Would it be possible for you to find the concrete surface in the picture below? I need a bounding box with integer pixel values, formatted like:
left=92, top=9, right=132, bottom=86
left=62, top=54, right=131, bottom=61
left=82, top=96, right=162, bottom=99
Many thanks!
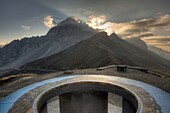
left=0, top=75, right=170, bottom=113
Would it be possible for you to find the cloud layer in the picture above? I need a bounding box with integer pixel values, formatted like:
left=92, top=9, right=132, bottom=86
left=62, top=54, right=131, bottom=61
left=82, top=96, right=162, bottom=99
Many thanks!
left=86, top=14, right=170, bottom=51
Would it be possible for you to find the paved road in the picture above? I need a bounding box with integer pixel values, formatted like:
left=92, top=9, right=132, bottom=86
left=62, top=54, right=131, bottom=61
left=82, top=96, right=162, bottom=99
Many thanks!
left=0, top=75, right=170, bottom=113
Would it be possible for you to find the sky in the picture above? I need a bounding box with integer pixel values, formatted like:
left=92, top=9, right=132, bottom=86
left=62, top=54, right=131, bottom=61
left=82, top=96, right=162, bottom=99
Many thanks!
left=0, top=0, right=170, bottom=51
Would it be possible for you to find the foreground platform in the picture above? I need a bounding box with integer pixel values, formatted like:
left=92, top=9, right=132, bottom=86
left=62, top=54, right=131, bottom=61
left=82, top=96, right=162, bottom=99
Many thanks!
left=0, top=75, right=170, bottom=113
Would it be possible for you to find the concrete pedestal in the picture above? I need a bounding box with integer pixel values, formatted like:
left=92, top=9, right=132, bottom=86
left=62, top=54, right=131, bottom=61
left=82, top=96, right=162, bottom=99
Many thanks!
left=59, top=91, right=108, bottom=113
left=123, top=98, right=136, bottom=113
left=40, top=102, right=47, bottom=113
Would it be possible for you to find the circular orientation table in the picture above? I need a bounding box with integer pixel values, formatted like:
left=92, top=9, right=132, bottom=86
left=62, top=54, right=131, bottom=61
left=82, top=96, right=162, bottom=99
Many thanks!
left=0, top=75, right=170, bottom=113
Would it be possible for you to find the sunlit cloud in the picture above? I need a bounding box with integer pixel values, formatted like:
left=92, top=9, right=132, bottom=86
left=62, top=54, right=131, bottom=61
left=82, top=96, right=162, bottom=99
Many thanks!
left=86, top=15, right=107, bottom=28
left=86, top=14, right=170, bottom=51
left=43, top=16, right=56, bottom=28
left=21, top=25, right=30, bottom=30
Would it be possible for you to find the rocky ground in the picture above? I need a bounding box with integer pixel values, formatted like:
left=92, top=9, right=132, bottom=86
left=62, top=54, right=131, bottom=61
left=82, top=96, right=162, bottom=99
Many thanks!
left=1, top=66, right=170, bottom=99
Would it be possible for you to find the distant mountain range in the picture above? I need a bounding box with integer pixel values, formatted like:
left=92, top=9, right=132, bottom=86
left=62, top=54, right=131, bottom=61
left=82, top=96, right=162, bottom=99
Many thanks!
left=0, top=17, right=170, bottom=74
left=21, top=32, right=170, bottom=73
left=148, top=45, right=170, bottom=60
left=0, top=17, right=98, bottom=69
left=126, top=38, right=170, bottom=60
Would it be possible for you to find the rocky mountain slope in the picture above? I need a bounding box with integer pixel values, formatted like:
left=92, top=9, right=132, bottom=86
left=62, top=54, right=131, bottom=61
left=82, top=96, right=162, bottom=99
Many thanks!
left=21, top=32, right=170, bottom=73
left=0, top=17, right=98, bottom=69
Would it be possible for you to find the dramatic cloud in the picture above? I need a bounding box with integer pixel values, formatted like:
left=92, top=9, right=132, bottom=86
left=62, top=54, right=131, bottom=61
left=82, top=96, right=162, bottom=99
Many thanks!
left=86, top=15, right=107, bottom=28
left=21, top=25, right=30, bottom=30
left=143, top=36, right=170, bottom=47
left=1, top=0, right=170, bottom=52
left=43, top=16, right=56, bottom=28
left=86, top=14, right=170, bottom=51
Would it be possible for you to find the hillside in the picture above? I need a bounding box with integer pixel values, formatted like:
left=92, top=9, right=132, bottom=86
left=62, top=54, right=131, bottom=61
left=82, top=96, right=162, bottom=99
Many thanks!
left=21, top=32, right=170, bottom=73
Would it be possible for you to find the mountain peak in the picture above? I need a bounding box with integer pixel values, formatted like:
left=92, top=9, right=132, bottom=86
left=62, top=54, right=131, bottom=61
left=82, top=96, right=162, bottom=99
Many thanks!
left=47, top=16, right=97, bottom=36
left=93, top=31, right=108, bottom=37
left=110, top=33, right=118, bottom=38
left=86, top=32, right=108, bottom=42
left=59, top=16, right=83, bottom=25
